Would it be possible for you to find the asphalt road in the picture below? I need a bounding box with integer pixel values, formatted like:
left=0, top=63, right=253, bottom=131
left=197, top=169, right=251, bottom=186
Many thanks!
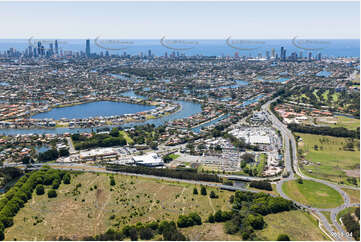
left=263, top=98, right=359, bottom=241
left=3, top=97, right=359, bottom=241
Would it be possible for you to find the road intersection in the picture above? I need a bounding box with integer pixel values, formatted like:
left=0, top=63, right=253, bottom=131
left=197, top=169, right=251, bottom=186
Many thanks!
left=263, top=98, right=359, bottom=241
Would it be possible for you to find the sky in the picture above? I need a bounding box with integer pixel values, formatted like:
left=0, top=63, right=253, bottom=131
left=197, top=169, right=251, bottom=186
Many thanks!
left=0, top=1, right=359, bottom=39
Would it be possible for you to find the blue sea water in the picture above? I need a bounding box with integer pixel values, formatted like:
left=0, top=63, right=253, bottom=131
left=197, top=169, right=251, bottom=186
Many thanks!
left=0, top=39, right=359, bottom=57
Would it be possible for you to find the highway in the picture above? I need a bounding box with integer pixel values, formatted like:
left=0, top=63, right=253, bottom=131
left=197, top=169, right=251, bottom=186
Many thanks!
left=263, top=98, right=359, bottom=241
left=2, top=97, right=358, bottom=241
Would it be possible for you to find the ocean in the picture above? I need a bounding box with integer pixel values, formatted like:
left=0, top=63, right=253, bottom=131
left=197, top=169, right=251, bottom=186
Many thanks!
left=0, top=39, right=359, bottom=57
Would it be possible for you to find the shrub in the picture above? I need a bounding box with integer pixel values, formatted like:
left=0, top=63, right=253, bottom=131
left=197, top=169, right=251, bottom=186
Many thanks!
left=224, top=219, right=239, bottom=234
left=35, top=184, right=45, bottom=195
left=200, top=186, right=207, bottom=195
left=209, top=191, right=218, bottom=199
left=47, top=189, right=57, bottom=198
left=63, top=173, right=71, bottom=184
left=277, top=234, right=291, bottom=241
left=193, top=187, right=198, bottom=195
left=208, top=214, right=215, bottom=223
left=110, top=176, right=116, bottom=186
left=0, top=222, right=4, bottom=240
left=139, top=227, right=154, bottom=240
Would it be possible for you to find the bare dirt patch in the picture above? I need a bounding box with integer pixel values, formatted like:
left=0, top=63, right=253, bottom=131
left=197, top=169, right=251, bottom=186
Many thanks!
left=344, top=169, right=360, bottom=178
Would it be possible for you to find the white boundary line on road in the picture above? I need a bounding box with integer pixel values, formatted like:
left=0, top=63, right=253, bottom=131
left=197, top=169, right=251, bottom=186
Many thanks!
left=311, top=212, right=335, bottom=241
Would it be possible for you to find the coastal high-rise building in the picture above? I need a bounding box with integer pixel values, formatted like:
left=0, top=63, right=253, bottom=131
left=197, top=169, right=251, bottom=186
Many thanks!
left=148, top=49, right=152, bottom=58
left=49, top=43, right=54, bottom=56
left=266, top=51, right=270, bottom=59
left=271, top=48, right=275, bottom=58
left=85, top=39, right=91, bottom=57
left=55, top=40, right=59, bottom=55
left=308, top=52, right=312, bottom=61
left=280, top=47, right=286, bottom=61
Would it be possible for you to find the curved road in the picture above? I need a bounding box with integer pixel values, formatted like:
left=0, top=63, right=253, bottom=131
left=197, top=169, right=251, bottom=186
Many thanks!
left=7, top=97, right=358, bottom=240
left=263, top=98, right=359, bottom=241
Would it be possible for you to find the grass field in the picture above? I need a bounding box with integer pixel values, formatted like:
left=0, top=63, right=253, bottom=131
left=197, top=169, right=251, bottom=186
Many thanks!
left=296, top=133, right=360, bottom=185
left=119, top=130, right=134, bottom=145
left=318, top=116, right=360, bottom=130
left=341, top=188, right=360, bottom=204
left=336, top=207, right=358, bottom=221
left=4, top=172, right=234, bottom=240
left=255, top=210, right=330, bottom=241
left=282, top=180, right=343, bottom=209
left=322, top=90, right=329, bottom=101
left=181, top=210, right=328, bottom=241
left=169, top=153, right=180, bottom=160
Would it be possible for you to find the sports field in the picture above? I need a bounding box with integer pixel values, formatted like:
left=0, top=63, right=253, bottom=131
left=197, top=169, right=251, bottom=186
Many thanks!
left=282, top=180, right=344, bottom=209
left=296, top=133, right=360, bottom=185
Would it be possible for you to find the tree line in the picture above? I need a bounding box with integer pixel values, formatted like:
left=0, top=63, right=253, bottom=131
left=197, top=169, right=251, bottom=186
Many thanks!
left=72, top=131, right=127, bottom=150
left=38, top=148, right=69, bottom=162
left=218, top=190, right=295, bottom=239
left=341, top=208, right=360, bottom=241
left=288, top=123, right=360, bottom=139
left=81, top=219, right=187, bottom=241
left=0, top=167, right=71, bottom=240
left=249, top=181, right=273, bottom=191
left=106, top=164, right=221, bottom=183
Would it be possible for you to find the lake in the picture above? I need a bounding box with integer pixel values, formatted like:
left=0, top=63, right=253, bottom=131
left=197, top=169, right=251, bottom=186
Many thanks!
left=0, top=100, right=202, bottom=135
left=316, top=70, right=332, bottom=77
left=258, top=77, right=288, bottom=83
left=32, top=101, right=155, bottom=120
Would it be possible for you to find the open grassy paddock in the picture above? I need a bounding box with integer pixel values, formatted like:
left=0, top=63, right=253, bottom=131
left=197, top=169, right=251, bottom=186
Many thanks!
left=3, top=171, right=329, bottom=241
left=341, top=188, right=360, bottom=204
left=316, top=116, right=360, bottom=131
left=4, top=172, right=233, bottom=240
left=296, top=133, right=360, bottom=186
left=255, top=210, right=330, bottom=241
left=282, top=179, right=344, bottom=209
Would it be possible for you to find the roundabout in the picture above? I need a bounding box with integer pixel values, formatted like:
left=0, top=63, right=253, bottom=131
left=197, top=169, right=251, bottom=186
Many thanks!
left=282, top=179, right=344, bottom=209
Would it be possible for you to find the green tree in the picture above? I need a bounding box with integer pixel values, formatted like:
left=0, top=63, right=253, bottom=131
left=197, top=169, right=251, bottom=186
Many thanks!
left=193, top=187, right=198, bottom=195
left=63, top=173, right=71, bottom=184
left=35, top=184, right=45, bottom=195
left=277, top=234, right=291, bottom=241
left=47, top=189, right=57, bottom=198
left=200, top=186, right=207, bottom=195
left=209, top=191, right=218, bottom=199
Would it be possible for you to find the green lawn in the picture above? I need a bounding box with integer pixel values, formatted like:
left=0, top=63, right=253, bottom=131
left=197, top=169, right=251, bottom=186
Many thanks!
left=282, top=180, right=344, bottom=209
left=319, top=116, right=360, bottom=130
left=257, top=153, right=267, bottom=176
left=321, top=90, right=329, bottom=102
left=255, top=210, right=330, bottom=241
left=119, top=130, right=134, bottom=145
left=312, top=89, right=320, bottom=101
left=296, top=133, right=360, bottom=185
left=169, top=153, right=180, bottom=160
left=336, top=207, right=358, bottom=221
left=331, top=92, right=340, bottom=102
left=341, top=188, right=360, bottom=204
left=334, top=116, right=360, bottom=130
